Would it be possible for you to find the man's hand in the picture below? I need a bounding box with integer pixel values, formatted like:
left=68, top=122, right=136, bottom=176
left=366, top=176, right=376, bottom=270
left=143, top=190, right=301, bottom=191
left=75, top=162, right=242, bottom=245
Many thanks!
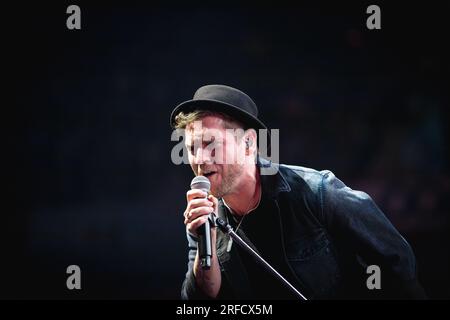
left=184, top=190, right=218, bottom=236
left=184, top=189, right=221, bottom=298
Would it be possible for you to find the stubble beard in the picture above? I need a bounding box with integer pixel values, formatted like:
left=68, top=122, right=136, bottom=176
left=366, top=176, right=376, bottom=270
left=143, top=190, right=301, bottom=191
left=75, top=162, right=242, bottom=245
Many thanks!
left=211, top=164, right=244, bottom=198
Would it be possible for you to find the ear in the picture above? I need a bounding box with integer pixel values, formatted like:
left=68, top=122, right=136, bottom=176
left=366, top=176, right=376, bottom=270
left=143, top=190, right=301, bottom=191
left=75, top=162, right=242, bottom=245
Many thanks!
left=245, top=138, right=252, bottom=148
left=244, top=129, right=257, bottom=154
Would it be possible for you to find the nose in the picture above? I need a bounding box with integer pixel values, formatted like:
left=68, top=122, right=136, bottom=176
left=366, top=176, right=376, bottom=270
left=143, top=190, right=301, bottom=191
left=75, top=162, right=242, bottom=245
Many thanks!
left=193, top=147, right=213, bottom=165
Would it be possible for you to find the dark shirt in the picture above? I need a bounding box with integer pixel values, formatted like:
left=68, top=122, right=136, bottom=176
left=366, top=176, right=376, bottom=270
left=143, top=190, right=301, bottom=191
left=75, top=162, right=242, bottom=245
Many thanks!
left=225, top=191, right=298, bottom=299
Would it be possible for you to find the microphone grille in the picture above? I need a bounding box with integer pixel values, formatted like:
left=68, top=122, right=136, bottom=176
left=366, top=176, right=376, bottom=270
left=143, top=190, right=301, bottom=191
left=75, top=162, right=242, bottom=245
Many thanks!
left=190, top=175, right=211, bottom=192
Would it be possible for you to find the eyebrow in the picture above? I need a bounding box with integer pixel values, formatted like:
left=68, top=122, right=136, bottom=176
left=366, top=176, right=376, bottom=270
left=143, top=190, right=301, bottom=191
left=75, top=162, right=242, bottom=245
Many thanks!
left=185, top=137, right=219, bottom=149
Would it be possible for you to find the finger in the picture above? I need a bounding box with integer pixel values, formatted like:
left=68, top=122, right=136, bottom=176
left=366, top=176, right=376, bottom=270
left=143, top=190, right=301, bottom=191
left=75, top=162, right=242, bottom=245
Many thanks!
left=186, top=206, right=213, bottom=222
left=208, top=195, right=219, bottom=215
left=187, top=215, right=210, bottom=234
left=186, top=189, right=208, bottom=202
left=186, top=198, right=213, bottom=213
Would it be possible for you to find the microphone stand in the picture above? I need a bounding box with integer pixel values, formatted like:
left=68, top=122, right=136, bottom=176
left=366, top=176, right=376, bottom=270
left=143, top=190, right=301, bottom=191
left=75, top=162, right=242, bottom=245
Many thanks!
left=215, top=217, right=308, bottom=300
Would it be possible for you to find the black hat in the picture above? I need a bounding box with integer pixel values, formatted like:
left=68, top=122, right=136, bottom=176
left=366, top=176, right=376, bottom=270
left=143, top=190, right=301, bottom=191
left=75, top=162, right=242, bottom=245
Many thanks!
left=170, top=84, right=267, bottom=131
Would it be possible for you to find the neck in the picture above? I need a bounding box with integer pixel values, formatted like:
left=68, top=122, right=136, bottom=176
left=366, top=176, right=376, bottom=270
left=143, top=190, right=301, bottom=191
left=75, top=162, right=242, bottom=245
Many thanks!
left=223, top=165, right=261, bottom=217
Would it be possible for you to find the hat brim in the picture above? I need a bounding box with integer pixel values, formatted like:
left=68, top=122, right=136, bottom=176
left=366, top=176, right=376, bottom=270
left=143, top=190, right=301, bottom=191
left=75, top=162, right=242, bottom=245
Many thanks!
left=170, top=99, right=268, bottom=132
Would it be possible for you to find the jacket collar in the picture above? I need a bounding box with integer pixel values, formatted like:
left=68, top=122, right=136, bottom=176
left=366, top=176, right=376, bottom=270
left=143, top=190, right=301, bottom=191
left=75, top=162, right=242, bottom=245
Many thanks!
left=257, top=156, right=291, bottom=198
left=216, top=156, right=291, bottom=222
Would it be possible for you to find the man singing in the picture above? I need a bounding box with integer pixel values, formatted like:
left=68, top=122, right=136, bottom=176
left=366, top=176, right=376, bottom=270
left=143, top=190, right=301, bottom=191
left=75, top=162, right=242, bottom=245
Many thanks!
left=170, top=84, right=426, bottom=299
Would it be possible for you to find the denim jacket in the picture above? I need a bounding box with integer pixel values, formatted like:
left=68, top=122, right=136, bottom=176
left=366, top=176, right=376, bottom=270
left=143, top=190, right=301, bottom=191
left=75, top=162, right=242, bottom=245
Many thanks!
left=181, top=158, right=426, bottom=299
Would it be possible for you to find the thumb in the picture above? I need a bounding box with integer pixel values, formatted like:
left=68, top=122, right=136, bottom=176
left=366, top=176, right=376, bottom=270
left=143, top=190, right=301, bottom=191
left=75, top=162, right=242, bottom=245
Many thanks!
left=208, top=194, right=219, bottom=216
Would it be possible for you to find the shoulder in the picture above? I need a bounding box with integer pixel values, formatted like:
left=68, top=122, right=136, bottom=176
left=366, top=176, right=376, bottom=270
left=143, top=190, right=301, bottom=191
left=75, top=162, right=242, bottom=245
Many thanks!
left=280, top=164, right=372, bottom=204
left=279, top=163, right=333, bottom=194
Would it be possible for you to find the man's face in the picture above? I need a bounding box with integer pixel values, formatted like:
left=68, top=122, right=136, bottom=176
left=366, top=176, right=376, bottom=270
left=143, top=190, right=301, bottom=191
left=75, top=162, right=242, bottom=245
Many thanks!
left=185, top=116, right=247, bottom=198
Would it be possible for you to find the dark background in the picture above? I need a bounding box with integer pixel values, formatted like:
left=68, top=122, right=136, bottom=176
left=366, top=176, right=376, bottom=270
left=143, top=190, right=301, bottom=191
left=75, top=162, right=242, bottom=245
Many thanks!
left=6, top=1, right=449, bottom=299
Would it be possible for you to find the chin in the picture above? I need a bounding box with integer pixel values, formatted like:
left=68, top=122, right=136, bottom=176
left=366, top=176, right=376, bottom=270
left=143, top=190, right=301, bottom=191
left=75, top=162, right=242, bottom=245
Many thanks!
left=210, top=188, right=223, bottom=198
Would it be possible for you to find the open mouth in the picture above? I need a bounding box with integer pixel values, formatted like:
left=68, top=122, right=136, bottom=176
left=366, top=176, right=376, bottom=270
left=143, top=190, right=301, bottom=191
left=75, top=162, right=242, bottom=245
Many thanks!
left=203, top=172, right=217, bottom=178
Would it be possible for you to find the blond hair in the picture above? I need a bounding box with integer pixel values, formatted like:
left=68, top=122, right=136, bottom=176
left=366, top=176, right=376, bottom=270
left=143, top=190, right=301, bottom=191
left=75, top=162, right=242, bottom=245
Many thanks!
left=173, top=110, right=245, bottom=130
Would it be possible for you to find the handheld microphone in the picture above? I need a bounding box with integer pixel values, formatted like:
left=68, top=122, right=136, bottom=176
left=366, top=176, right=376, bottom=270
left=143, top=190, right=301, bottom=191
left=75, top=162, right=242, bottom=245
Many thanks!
left=190, top=176, right=213, bottom=269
